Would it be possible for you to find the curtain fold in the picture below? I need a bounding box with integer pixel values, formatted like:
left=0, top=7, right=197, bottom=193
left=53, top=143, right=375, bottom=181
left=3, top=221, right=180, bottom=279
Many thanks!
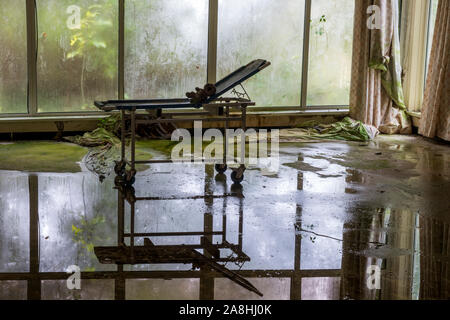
left=419, top=0, right=450, bottom=142
left=350, top=0, right=412, bottom=134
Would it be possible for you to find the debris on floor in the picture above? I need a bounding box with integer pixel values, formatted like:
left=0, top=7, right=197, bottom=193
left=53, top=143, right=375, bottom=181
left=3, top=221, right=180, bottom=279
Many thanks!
left=64, top=115, right=177, bottom=179
left=280, top=117, right=379, bottom=143
left=65, top=128, right=122, bottom=178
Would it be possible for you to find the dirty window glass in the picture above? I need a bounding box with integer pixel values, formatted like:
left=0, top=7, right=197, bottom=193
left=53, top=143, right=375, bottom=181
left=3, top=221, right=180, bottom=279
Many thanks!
left=0, top=281, right=28, bottom=300
left=0, top=174, right=30, bottom=273
left=42, top=280, right=114, bottom=300
left=0, top=0, right=28, bottom=114
left=307, top=0, right=354, bottom=106
left=37, top=0, right=118, bottom=112
left=301, top=277, right=341, bottom=300
left=126, top=279, right=200, bottom=300
left=217, top=0, right=305, bottom=107
left=38, top=175, right=117, bottom=272
left=125, top=0, right=208, bottom=99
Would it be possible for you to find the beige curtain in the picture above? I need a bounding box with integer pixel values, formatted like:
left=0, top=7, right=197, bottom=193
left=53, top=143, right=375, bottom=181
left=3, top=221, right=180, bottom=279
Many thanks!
left=350, top=0, right=412, bottom=134
left=419, top=0, right=450, bottom=142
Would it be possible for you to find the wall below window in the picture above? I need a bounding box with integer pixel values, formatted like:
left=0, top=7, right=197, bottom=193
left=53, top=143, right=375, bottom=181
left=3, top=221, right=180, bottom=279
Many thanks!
left=0, top=111, right=348, bottom=134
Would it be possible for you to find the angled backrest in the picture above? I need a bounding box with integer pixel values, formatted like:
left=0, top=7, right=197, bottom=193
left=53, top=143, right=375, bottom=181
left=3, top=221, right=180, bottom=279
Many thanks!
left=95, top=59, right=270, bottom=110
left=206, top=59, right=271, bottom=103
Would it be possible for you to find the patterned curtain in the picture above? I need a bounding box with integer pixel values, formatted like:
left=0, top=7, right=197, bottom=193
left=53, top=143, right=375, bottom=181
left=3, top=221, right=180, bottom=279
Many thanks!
left=350, top=0, right=412, bottom=134
left=419, top=0, right=450, bottom=142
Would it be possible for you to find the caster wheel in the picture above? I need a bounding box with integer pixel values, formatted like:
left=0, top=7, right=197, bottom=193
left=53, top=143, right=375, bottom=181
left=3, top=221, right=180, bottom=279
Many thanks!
left=125, top=170, right=136, bottom=186
left=231, top=170, right=244, bottom=184
left=215, top=164, right=228, bottom=174
left=126, top=176, right=136, bottom=186
left=114, top=175, right=125, bottom=187
left=114, top=161, right=126, bottom=175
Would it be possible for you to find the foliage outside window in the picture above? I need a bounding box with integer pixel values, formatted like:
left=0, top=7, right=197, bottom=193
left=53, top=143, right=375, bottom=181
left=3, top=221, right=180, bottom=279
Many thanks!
left=307, top=0, right=354, bottom=106
left=37, top=0, right=118, bottom=113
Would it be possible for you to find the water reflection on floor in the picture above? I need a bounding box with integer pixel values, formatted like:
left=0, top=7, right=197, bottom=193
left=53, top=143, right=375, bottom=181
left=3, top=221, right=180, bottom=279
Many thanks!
left=0, top=135, right=449, bottom=300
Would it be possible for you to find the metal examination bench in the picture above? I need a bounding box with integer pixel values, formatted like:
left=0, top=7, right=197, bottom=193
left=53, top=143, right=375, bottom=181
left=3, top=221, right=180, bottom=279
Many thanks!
left=94, top=59, right=271, bottom=185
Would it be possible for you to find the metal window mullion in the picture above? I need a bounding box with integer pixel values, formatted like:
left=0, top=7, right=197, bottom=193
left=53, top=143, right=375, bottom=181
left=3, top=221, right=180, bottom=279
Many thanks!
left=207, top=0, right=218, bottom=84
left=26, top=0, right=38, bottom=115
left=118, top=0, right=125, bottom=100
left=300, top=0, right=312, bottom=109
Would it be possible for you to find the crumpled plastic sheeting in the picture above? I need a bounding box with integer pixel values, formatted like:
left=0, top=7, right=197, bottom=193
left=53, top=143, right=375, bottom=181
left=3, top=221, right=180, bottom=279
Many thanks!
left=280, top=117, right=380, bottom=143
left=65, top=128, right=122, bottom=178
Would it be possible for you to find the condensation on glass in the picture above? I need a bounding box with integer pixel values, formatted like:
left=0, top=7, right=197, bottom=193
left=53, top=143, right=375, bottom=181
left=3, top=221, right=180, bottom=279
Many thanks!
left=37, top=0, right=118, bottom=112
left=41, top=280, right=114, bottom=300
left=0, top=0, right=28, bottom=114
left=307, top=0, right=355, bottom=106
left=0, top=281, right=28, bottom=300
left=126, top=279, right=200, bottom=300
left=125, top=0, right=208, bottom=99
left=0, top=174, right=30, bottom=273
left=38, top=174, right=117, bottom=272
left=301, top=277, right=341, bottom=300
left=215, top=278, right=291, bottom=300
left=218, top=0, right=305, bottom=107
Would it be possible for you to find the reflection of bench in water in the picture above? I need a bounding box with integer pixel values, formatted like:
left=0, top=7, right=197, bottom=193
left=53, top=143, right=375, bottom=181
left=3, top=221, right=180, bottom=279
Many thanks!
left=95, top=237, right=250, bottom=265
left=95, top=237, right=262, bottom=297
left=94, top=185, right=263, bottom=297
left=94, top=59, right=271, bottom=185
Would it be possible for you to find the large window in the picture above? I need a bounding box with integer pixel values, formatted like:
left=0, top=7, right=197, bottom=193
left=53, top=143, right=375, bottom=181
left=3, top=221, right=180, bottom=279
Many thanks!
left=125, top=0, right=208, bottom=99
left=0, top=0, right=355, bottom=116
left=0, top=1, right=28, bottom=114
left=37, top=0, right=118, bottom=112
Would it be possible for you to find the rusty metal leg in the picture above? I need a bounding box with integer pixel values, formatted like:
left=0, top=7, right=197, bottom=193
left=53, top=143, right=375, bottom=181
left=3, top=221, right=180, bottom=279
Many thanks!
left=130, top=109, right=136, bottom=172
left=121, top=110, right=126, bottom=162
left=241, top=105, right=247, bottom=131
left=118, top=189, right=125, bottom=246
left=116, top=186, right=126, bottom=300
left=238, top=196, right=244, bottom=251
left=115, top=266, right=125, bottom=301
left=130, top=201, right=135, bottom=263
left=224, top=106, right=229, bottom=166
left=231, top=104, right=247, bottom=183
left=121, top=109, right=137, bottom=186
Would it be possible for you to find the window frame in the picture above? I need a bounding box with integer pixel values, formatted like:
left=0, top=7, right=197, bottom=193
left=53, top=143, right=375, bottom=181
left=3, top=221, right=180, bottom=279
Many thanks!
left=0, top=0, right=352, bottom=118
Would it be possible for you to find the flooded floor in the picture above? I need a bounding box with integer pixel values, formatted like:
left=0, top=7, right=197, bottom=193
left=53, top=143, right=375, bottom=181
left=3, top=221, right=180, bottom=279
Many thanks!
left=0, top=135, right=449, bottom=300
